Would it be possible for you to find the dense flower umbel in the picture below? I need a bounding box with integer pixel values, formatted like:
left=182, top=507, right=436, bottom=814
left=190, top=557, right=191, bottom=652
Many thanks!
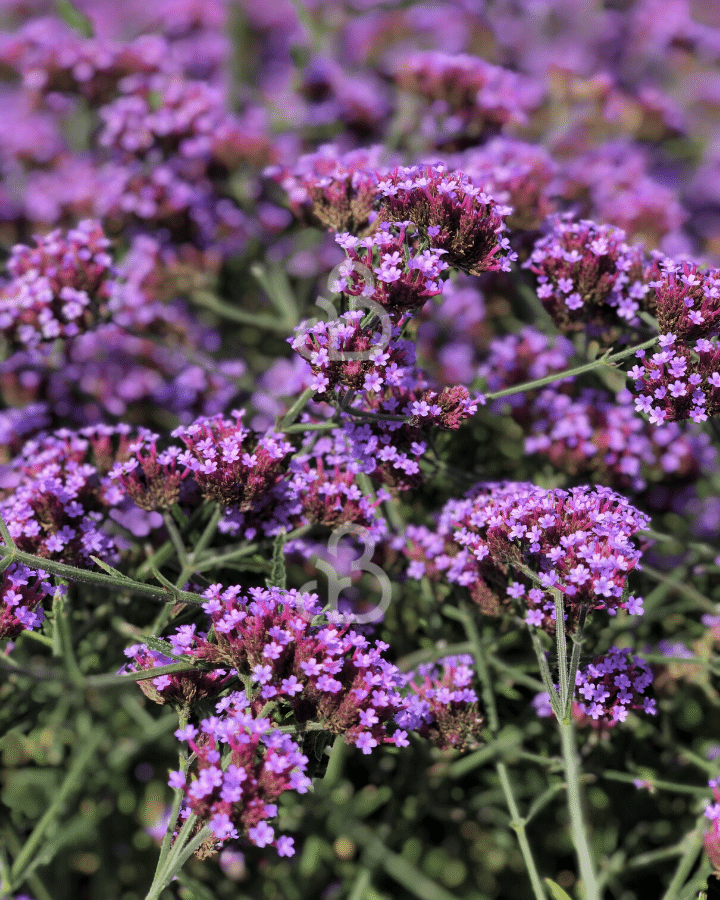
left=0, top=425, right=140, bottom=565
left=121, top=645, right=230, bottom=710
left=449, top=138, right=559, bottom=233
left=165, top=586, right=410, bottom=753
left=524, top=216, right=650, bottom=340
left=334, top=226, right=448, bottom=316
left=110, top=432, right=190, bottom=511
left=168, top=692, right=309, bottom=856
left=628, top=332, right=720, bottom=424
left=0, top=563, right=54, bottom=639
left=704, top=779, right=720, bottom=874
left=0, top=221, right=116, bottom=352
left=376, top=165, right=516, bottom=276
left=648, top=258, right=720, bottom=341
left=339, top=370, right=481, bottom=491
left=266, top=144, right=385, bottom=234
left=290, top=312, right=416, bottom=397
left=397, top=655, right=484, bottom=751
left=574, top=647, right=656, bottom=724
left=390, top=52, right=543, bottom=142
left=171, top=412, right=293, bottom=510
left=404, top=483, right=648, bottom=627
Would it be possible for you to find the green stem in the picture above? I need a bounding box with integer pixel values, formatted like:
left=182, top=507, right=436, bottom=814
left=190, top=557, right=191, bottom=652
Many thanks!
left=459, top=602, right=547, bottom=900
left=659, top=816, right=706, bottom=900
left=556, top=715, right=601, bottom=900
left=483, top=337, right=658, bottom=401
left=278, top=386, right=315, bottom=431
left=10, top=729, right=102, bottom=885
left=191, top=289, right=293, bottom=332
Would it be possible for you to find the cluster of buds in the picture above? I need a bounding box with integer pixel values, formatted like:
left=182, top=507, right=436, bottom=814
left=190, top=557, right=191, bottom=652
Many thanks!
left=375, top=165, right=516, bottom=276
left=266, top=144, right=384, bottom=234
left=109, top=431, right=190, bottom=511
left=0, top=563, right=54, bottom=640
left=290, top=312, right=416, bottom=397
left=0, top=221, right=116, bottom=352
left=404, top=482, right=648, bottom=628
left=163, top=585, right=411, bottom=753
left=397, top=655, right=484, bottom=750
left=391, top=52, right=542, bottom=141
left=169, top=693, right=310, bottom=856
left=121, top=644, right=231, bottom=712
left=628, top=333, right=720, bottom=424
left=335, top=227, right=448, bottom=316
left=524, top=216, right=650, bottom=339
left=171, top=412, right=293, bottom=510
left=574, top=647, right=656, bottom=724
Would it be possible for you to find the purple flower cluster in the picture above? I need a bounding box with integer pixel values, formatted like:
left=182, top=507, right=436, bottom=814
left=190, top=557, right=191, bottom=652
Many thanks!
left=525, top=216, right=650, bottom=339
left=376, top=165, right=516, bottom=276
left=391, top=51, right=543, bottom=145
left=267, top=144, right=386, bottom=234
left=168, top=692, right=309, bottom=856
left=290, top=311, right=416, bottom=397
left=163, top=585, right=410, bottom=754
left=404, top=482, right=648, bottom=627
left=171, top=413, right=293, bottom=511
left=0, top=563, right=54, bottom=640
left=397, top=654, right=484, bottom=751
left=339, top=371, right=480, bottom=491
left=447, top=138, right=559, bottom=232
left=574, top=647, right=656, bottom=724
left=334, top=226, right=448, bottom=316
left=0, top=221, right=116, bottom=352
left=650, top=258, right=720, bottom=341
left=121, top=644, right=231, bottom=711
left=628, top=332, right=720, bottom=424
left=0, top=425, right=140, bottom=565
left=111, top=431, right=190, bottom=511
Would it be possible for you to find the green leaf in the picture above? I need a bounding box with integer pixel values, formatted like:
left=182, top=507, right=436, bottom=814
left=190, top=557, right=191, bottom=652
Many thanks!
left=55, top=0, right=94, bottom=36
left=143, top=635, right=185, bottom=661
left=268, top=529, right=287, bottom=590
left=544, top=878, right=575, bottom=900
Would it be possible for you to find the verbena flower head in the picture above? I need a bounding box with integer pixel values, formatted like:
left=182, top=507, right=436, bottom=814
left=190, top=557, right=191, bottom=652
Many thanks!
left=391, top=52, right=543, bottom=143
left=575, top=647, right=656, bottom=725
left=628, top=332, right=720, bottom=424
left=109, top=432, right=190, bottom=511
left=290, top=313, right=416, bottom=397
left=338, top=369, right=481, bottom=491
left=0, top=563, right=54, bottom=639
left=524, top=216, right=650, bottom=340
left=267, top=144, right=386, bottom=234
left=449, top=138, right=559, bottom=232
left=405, top=482, right=648, bottom=627
left=0, top=221, right=116, bottom=352
left=376, top=165, right=516, bottom=276
left=397, top=654, right=484, bottom=750
left=334, top=226, right=449, bottom=316
left=648, top=257, right=720, bottom=341
left=172, top=412, right=293, bottom=510
left=121, top=644, right=230, bottom=711
left=0, top=425, right=141, bottom=565
left=168, top=692, right=309, bottom=857
left=164, top=585, right=409, bottom=754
